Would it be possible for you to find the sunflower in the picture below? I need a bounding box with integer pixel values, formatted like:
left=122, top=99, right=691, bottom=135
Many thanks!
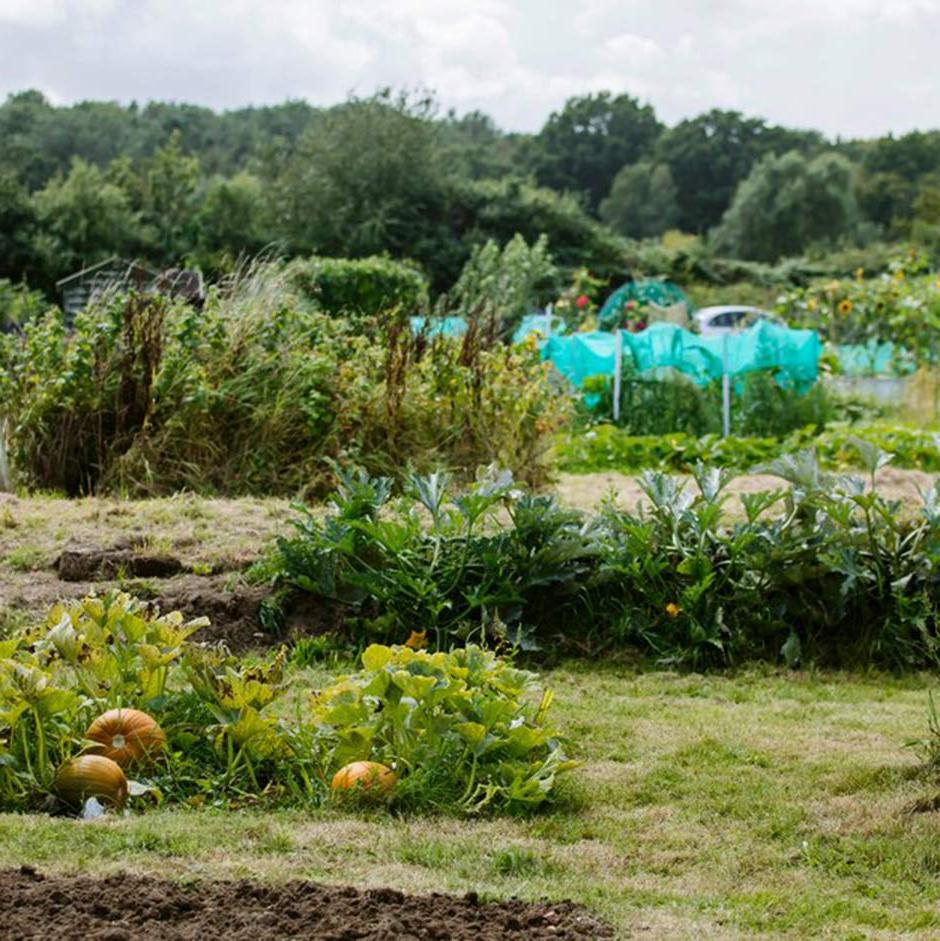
left=838, top=299, right=853, bottom=315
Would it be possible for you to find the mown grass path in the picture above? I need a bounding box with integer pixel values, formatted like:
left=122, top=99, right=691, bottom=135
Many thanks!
left=1, top=665, right=937, bottom=938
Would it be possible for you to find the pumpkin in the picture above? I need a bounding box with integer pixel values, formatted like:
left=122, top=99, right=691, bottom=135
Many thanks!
left=54, top=755, right=128, bottom=810
left=86, top=708, right=165, bottom=767
left=331, top=761, right=396, bottom=795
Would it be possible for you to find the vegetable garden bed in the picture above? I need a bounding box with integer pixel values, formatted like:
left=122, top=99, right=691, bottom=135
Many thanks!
left=0, top=866, right=613, bottom=939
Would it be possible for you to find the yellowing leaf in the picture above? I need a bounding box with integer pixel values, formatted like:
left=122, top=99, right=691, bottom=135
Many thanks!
left=361, top=644, right=393, bottom=672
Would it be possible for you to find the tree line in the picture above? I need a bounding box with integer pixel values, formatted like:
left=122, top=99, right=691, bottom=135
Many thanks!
left=1, top=87, right=939, bottom=297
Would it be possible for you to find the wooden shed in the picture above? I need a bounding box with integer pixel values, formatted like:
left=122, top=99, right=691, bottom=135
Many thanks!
left=56, top=257, right=157, bottom=323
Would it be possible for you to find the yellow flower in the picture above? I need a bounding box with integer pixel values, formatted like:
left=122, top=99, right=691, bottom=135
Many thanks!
left=854, top=267, right=865, bottom=281
left=806, top=298, right=818, bottom=312
left=934, top=278, right=940, bottom=292
left=894, top=269, right=905, bottom=282
left=838, top=299, right=853, bottom=315
left=404, top=630, right=427, bottom=650
left=665, top=603, right=681, bottom=618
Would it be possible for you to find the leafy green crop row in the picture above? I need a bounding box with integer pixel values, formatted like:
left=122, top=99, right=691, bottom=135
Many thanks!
left=266, top=450, right=940, bottom=670
left=554, top=422, right=940, bottom=474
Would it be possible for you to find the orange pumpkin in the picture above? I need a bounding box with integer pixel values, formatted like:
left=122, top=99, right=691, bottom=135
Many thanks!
left=54, top=755, right=128, bottom=810
left=330, top=761, right=396, bottom=795
left=86, top=708, right=165, bottom=767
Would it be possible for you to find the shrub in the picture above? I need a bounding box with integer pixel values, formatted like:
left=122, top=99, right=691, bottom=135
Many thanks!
left=451, top=234, right=558, bottom=336
left=0, top=265, right=565, bottom=495
left=0, top=279, right=48, bottom=332
left=287, top=254, right=429, bottom=322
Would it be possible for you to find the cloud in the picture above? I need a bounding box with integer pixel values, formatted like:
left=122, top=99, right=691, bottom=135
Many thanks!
left=0, top=0, right=938, bottom=138
left=0, top=0, right=115, bottom=28
left=604, top=33, right=664, bottom=62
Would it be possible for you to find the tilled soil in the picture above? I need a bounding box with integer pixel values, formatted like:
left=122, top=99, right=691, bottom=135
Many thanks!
left=0, top=867, right=613, bottom=940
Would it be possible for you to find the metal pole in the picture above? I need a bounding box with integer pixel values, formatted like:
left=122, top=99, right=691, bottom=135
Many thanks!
left=722, top=333, right=731, bottom=438
left=613, top=330, right=623, bottom=423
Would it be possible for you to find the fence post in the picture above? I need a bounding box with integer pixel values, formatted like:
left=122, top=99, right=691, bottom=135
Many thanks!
left=613, top=330, right=623, bottom=423
left=722, top=334, right=731, bottom=438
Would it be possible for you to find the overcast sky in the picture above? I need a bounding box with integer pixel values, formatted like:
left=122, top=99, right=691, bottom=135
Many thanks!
left=1, top=0, right=939, bottom=139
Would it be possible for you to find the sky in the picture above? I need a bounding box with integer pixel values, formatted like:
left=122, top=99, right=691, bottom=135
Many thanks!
left=1, top=0, right=939, bottom=139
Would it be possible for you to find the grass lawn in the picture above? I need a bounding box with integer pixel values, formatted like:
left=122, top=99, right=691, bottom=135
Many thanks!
left=2, top=663, right=938, bottom=939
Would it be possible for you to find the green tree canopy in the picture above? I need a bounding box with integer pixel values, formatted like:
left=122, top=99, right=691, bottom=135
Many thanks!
left=273, top=91, right=450, bottom=263
left=599, top=161, right=679, bottom=239
left=31, top=158, right=142, bottom=280
left=145, top=130, right=200, bottom=260
left=527, top=92, right=662, bottom=212
left=656, top=110, right=823, bottom=233
left=857, top=171, right=916, bottom=236
left=194, top=172, right=271, bottom=268
left=0, top=171, right=38, bottom=282
left=712, top=150, right=860, bottom=262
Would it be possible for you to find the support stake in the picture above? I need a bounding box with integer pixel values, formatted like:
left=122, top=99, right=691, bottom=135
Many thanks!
left=613, top=330, right=623, bottom=423
left=722, top=334, right=731, bottom=438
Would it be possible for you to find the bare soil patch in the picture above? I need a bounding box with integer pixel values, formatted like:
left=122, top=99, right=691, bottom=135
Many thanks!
left=554, top=466, right=935, bottom=514
left=0, top=867, right=612, bottom=940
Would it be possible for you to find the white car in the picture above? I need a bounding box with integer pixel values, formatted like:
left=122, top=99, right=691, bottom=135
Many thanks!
left=693, top=305, right=782, bottom=336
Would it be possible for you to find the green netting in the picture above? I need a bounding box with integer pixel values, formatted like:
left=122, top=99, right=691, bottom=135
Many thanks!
left=543, top=322, right=821, bottom=390
left=835, top=340, right=916, bottom=377
left=597, top=279, right=693, bottom=330
left=512, top=313, right=567, bottom=345
left=410, top=316, right=467, bottom=338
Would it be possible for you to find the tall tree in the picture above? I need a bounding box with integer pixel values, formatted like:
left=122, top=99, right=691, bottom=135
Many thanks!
left=273, top=91, right=450, bottom=262
left=857, top=171, right=915, bottom=234
left=600, top=161, right=679, bottom=239
left=527, top=92, right=662, bottom=212
left=0, top=171, right=38, bottom=281
left=144, top=130, right=200, bottom=261
left=194, top=172, right=271, bottom=268
left=861, top=131, right=940, bottom=182
left=31, top=158, right=142, bottom=280
left=656, top=110, right=823, bottom=233
left=712, top=150, right=859, bottom=262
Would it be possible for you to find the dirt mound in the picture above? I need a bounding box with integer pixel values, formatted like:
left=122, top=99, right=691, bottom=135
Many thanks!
left=56, top=541, right=184, bottom=581
left=154, top=576, right=270, bottom=650
left=0, top=867, right=612, bottom=940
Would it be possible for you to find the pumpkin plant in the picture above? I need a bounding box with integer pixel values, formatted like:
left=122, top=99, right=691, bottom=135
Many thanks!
left=0, top=592, right=576, bottom=815
left=311, top=643, right=575, bottom=813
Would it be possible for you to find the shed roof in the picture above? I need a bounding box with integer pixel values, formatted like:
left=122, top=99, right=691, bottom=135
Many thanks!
left=55, top=257, right=158, bottom=290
